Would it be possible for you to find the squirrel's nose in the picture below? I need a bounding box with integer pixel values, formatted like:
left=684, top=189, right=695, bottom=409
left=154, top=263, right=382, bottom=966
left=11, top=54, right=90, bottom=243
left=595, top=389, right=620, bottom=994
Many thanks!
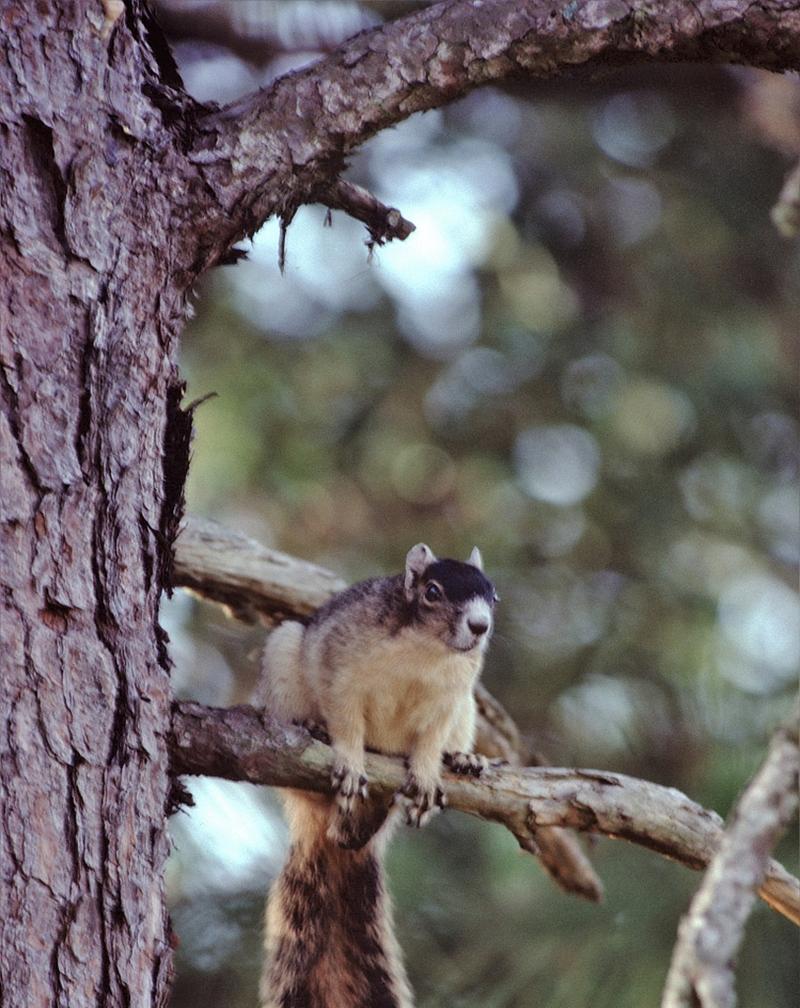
left=468, top=619, right=489, bottom=637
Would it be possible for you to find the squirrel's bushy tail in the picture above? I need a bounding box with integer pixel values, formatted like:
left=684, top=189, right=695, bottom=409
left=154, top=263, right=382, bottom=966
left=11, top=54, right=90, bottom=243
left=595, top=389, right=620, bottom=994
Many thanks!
left=261, top=792, right=413, bottom=1008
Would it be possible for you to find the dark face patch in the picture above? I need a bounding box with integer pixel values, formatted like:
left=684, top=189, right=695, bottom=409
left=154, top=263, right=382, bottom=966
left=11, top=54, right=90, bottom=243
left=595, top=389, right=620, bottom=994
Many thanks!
left=421, top=559, right=496, bottom=605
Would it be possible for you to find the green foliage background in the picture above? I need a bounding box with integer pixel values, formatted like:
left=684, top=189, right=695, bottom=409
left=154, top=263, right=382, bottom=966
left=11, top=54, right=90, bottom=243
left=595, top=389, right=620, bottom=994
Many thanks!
left=163, top=12, right=799, bottom=1005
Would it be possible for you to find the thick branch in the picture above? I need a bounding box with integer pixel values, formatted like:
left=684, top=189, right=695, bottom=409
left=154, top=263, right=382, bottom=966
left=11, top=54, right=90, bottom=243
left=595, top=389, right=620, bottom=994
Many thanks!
left=173, top=514, right=347, bottom=623
left=187, top=0, right=800, bottom=259
left=661, top=708, right=800, bottom=1008
left=172, top=513, right=602, bottom=900
left=169, top=701, right=800, bottom=928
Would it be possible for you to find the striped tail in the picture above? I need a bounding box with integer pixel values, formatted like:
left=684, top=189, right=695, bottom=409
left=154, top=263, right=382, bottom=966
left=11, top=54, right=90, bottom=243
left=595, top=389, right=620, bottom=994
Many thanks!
left=261, top=793, right=413, bottom=1008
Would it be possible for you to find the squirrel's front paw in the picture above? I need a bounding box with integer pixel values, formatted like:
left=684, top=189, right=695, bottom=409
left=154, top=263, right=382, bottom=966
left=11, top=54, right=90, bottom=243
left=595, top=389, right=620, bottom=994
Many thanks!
left=331, top=762, right=368, bottom=814
left=397, top=773, right=446, bottom=828
left=443, top=751, right=488, bottom=777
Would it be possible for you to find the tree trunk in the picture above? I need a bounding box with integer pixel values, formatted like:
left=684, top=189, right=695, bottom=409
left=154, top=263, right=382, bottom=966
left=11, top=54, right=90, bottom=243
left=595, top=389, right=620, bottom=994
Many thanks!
left=0, top=4, right=193, bottom=1004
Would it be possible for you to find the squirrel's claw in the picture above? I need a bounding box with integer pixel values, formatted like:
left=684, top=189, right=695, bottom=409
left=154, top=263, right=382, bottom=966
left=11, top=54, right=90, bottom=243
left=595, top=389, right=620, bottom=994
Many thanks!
left=443, top=750, right=488, bottom=777
left=331, top=763, right=369, bottom=813
left=397, top=773, right=446, bottom=828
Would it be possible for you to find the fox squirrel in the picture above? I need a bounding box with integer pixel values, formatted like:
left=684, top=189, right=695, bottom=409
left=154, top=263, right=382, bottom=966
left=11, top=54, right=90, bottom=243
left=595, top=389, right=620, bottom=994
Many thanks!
left=254, top=543, right=497, bottom=1008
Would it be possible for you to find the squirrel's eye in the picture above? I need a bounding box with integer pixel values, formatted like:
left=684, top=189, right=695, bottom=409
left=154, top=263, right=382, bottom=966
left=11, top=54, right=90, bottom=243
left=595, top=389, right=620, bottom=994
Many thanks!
left=424, top=583, right=442, bottom=603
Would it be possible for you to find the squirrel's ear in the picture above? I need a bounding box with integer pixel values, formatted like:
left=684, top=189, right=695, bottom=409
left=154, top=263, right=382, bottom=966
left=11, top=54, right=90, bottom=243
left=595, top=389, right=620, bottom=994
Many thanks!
left=467, top=546, right=483, bottom=571
left=405, top=543, right=436, bottom=598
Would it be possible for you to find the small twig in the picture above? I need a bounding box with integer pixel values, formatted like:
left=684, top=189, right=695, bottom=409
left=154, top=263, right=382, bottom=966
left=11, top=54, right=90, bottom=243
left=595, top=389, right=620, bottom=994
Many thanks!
left=169, top=701, right=800, bottom=927
left=278, top=214, right=290, bottom=273
left=319, top=178, right=416, bottom=248
left=661, top=706, right=800, bottom=1008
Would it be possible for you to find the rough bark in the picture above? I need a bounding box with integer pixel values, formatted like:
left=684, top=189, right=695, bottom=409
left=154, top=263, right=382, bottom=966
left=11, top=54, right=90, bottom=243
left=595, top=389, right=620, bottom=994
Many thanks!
left=0, top=3, right=195, bottom=1005
left=169, top=702, right=800, bottom=929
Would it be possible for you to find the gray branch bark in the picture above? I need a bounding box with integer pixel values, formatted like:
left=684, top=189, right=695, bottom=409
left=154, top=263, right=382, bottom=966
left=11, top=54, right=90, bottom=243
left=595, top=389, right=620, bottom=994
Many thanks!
left=183, top=0, right=800, bottom=265
left=661, top=707, right=800, bottom=1008
left=174, top=514, right=347, bottom=623
left=169, top=702, right=800, bottom=928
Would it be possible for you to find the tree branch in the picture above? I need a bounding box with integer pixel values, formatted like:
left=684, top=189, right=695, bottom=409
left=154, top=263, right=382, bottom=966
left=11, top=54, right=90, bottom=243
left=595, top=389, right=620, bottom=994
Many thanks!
left=661, top=706, right=800, bottom=1008
left=172, top=514, right=347, bottom=623
left=186, top=0, right=800, bottom=261
left=320, top=179, right=416, bottom=247
left=169, top=701, right=800, bottom=928
left=172, top=513, right=603, bottom=900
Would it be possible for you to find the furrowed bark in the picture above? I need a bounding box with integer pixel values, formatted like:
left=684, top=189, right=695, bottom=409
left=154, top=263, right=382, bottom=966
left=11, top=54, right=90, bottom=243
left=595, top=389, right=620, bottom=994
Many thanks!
left=0, top=3, right=196, bottom=1004
left=169, top=702, right=800, bottom=928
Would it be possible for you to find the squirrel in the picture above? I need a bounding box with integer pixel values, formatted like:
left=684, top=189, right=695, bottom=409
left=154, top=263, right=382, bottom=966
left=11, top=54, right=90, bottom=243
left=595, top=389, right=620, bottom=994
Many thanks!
left=254, top=542, right=498, bottom=1008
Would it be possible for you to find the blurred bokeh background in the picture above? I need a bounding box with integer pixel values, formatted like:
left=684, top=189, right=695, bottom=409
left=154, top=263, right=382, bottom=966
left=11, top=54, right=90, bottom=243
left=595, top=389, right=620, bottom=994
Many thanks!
left=157, top=3, right=800, bottom=1006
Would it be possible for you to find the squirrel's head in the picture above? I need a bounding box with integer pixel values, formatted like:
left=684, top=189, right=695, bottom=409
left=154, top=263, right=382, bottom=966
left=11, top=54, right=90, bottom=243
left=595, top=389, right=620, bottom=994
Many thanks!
left=403, top=543, right=498, bottom=654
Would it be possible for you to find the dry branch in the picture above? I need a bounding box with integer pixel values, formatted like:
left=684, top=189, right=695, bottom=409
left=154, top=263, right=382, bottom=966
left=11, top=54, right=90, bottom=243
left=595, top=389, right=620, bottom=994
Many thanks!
left=172, top=514, right=602, bottom=900
left=320, top=179, right=416, bottom=247
left=169, top=701, right=800, bottom=928
left=173, top=514, right=346, bottom=623
left=661, top=708, right=800, bottom=1008
left=186, top=0, right=800, bottom=265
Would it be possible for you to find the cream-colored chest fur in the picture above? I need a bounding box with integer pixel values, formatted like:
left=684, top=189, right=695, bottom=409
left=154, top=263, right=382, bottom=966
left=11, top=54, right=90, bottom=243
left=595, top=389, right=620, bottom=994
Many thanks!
left=337, top=628, right=481, bottom=754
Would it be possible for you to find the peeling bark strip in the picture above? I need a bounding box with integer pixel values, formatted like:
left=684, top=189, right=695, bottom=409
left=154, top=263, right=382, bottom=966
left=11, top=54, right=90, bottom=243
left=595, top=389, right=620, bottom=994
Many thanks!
left=169, top=702, right=800, bottom=928
left=173, top=514, right=603, bottom=901
left=185, top=0, right=800, bottom=264
left=661, top=709, right=800, bottom=1008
